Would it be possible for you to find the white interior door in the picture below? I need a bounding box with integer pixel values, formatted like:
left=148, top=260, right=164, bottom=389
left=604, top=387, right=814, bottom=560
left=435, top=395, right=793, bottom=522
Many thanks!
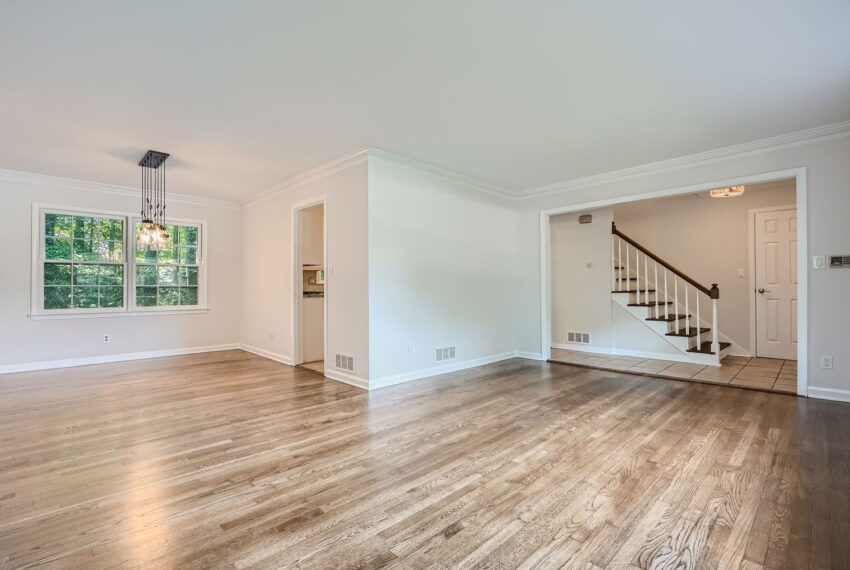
left=754, top=208, right=797, bottom=360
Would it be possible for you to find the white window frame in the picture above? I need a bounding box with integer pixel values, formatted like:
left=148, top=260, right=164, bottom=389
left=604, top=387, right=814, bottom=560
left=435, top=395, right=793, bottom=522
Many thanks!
left=30, top=203, right=208, bottom=319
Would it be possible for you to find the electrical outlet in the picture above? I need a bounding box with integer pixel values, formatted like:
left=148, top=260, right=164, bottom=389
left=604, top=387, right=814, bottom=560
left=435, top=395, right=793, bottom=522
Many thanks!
left=408, top=345, right=415, bottom=358
left=102, top=334, right=110, bottom=344
left=820, top=355, right=833, bottom=370
left=268, top=332, right=274, bottom=341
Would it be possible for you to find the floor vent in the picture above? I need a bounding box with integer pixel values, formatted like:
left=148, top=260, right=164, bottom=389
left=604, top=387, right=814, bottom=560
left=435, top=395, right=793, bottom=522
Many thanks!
left=567, top=332, right=591, bottom=345
left=334, top=354, right=355, bottom=373
left=435, top=346, right=456, bottom=362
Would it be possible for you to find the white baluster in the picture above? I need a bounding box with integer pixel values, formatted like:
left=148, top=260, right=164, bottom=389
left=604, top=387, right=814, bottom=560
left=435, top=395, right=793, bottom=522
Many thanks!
left=685, top=282, right=690, bottom=337
left=653, top=260, right=658, bottom=317
left=625, top=243, right=630, bottom=299
left=618, top=238, right=622, bottom=291
left=696, top=292, right=701, bottom=349
left=636, top=250, right=641, bottom=304
left=644, top=252, right=649, bottom=309
left=611, top=236, right=616, bottom=293
left=663, top=268, right=669, bottom=319
left=674, top=277, right=679, bottom=323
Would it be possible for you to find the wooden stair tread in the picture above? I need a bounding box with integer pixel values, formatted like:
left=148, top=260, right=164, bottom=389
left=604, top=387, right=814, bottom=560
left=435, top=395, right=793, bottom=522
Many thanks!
left=612, top=289, right=657, bottom=294
left=666, top=327, right=710, bottom=338
left=687, top=341, right=731, bottom=355
left=646, top=314, right=690, bottom=322
left=628, top=301, right=673, bottom=307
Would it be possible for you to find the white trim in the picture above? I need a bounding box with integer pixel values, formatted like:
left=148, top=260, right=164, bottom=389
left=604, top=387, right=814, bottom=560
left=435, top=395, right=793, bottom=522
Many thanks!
left=551, top=343, right=733, bottom=367
left=516, top=351, right=544, bottom=360
left=747, top=204, right=797, bottom=360
left=520, top=120, right=850, bottom=198
left=4, top=121, right=848, bottom=208
left=807, top=386, right=850, bottom=403
left=29, top=309, right=209, bottom=320
left=324, top=369, right=369, bottom=390
left=368, top=351, right=518, bottom=390
left=291, top=197, right=327, bottom=367
left=237, top=344, right=294, bottom=366
left=539, top=168, right=808, bottom=396
left=0, top=344, right=239, bottom=375
left=0, top=168, right=240, bottom=208
left=244, top=149, right=369, bottom=206
left=367, top=147, right=514, bottom=200
left=551, top=343, right=615, bottom=355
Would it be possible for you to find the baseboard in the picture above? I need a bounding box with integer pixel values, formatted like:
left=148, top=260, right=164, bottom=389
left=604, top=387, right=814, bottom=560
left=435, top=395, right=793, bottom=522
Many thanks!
left=551, top=343, right=721, bottom=366
left=0, top=344, right=240, bottom=375
left=807, top=386, right=850, bottom=403
left=236, top=345, right=369, bottom=390
left=237, top=344, right=294, bottom=366
left=517, top=351, right=544, bottom=360
left=369, top=351, right=519, bottom=390
left=323, top=369, right=369, bottom=390
left=551, top=343, right=615, bottom=355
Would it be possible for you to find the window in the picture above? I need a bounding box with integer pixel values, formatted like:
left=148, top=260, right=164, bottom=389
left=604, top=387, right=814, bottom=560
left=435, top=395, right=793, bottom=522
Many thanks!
left=33, top=206, right=206, bottom=317
left=134, top=222, right=201, bottom=308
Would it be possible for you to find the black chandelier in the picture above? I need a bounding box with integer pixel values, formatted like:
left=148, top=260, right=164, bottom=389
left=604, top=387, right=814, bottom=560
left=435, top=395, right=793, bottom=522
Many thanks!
left=137, top=150, right=171, bottom=251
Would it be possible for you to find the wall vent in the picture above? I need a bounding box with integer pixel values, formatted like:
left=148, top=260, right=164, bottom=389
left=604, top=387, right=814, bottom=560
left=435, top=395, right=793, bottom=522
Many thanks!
left=567, top=332, right=591, bottom=345
left=334, top=353, right=355, bottom=373
left=435, top=346, right=456, bottom=362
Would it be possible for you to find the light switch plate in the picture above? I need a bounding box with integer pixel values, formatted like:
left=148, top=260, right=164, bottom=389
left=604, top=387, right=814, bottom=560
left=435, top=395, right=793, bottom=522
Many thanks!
left=813, top=255, right=826, bottom=269
left=736, top=268, right=745, bottom=278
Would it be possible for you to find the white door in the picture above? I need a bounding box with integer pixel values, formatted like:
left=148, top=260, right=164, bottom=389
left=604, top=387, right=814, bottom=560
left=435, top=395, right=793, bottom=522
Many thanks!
left=754, top=208, right=797, bottom=359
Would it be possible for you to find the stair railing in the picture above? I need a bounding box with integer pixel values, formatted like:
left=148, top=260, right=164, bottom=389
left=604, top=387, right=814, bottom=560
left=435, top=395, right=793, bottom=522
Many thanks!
left=611, top=222, right=720, bottom=354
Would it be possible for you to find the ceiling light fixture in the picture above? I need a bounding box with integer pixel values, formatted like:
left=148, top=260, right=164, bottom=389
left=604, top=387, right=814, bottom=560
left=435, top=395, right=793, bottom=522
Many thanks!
left=709, top=185, right=745, bottom=198
left=137, top=150, right=171, bottom=250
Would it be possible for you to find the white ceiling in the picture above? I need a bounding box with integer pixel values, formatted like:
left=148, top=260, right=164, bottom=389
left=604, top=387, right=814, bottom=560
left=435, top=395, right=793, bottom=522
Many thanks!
left=1, top=1, right=849, bottom=202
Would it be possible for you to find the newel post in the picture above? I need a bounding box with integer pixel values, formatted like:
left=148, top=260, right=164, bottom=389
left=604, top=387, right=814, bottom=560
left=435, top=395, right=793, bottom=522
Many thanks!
left=710, top=283, right=720, bottom=355
left=611, top=221, right=617, bottom=234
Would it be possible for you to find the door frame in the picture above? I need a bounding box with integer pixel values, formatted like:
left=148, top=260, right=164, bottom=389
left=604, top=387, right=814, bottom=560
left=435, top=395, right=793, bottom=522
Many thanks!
left=747, top=204, right=797, bottom=361
left=291, top=196, right=327, bottom=368
left=539, top=167, right=808, bottom=397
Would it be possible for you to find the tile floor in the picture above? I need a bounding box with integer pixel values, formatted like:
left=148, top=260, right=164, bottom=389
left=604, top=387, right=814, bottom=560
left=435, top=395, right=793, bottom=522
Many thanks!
left=298, top=360, right=325, bottom=374
left=550, top=348, right=797, bottom=394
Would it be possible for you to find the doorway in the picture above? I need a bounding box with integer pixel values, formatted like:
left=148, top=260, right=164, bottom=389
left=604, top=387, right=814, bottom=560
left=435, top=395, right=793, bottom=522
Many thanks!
left=293, top=200, right=326, bottom=375
left=540, top=167, right=808, bottom=396
left=750, top=206, right=798, bottom=360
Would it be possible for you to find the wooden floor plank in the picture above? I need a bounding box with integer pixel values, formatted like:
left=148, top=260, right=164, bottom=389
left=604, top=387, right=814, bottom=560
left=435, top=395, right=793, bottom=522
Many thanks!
left=0, top=350, right=846, bottom=569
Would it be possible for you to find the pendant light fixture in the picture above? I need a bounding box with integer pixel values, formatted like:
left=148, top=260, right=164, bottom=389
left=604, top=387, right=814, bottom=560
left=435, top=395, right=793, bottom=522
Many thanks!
left=137, top=150, right=171, bottom=250
left=709, top=185, right=745, bottom=198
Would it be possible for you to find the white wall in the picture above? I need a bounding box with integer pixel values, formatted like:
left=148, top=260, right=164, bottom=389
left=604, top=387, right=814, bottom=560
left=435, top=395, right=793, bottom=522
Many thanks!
left=612, top=179, right=796, bottom=353
left=0, top=178, right=242, bottom=370
left=517, top=134, right=850, bottom=398
left=240, top=160, right=369, bottom=387
left=550, top=208, right=613, bottom=350
left=367, top=154, right=517, bottom=387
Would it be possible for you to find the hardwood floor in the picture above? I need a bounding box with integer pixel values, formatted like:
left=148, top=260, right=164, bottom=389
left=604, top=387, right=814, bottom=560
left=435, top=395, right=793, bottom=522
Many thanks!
left=0, top=350, right=847, bottom=569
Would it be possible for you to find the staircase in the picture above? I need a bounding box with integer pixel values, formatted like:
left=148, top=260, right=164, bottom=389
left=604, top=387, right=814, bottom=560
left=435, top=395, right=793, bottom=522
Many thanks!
left=611, top=222, right=732, bottom=366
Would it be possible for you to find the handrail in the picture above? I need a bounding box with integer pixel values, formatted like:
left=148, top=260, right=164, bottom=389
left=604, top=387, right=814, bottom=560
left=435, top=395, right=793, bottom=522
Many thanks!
left=612, top=222, right=719, bottom=299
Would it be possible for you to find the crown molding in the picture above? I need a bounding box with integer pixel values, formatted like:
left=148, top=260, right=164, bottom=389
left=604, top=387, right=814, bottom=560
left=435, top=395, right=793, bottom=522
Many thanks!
left=518, top=119, right=850, bottom=199
left=366, top=147, right=515, bottom=200
left=242, top=148, right=370, bottom=206
left=0, top=168, right=241, bottom=208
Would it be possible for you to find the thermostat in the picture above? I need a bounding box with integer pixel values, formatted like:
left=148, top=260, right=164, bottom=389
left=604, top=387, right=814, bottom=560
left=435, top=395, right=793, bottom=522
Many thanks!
left=829, top=255, right=850, bottom=268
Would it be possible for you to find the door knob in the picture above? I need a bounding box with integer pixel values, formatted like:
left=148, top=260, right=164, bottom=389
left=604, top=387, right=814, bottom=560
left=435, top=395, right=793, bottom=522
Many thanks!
left=757, top=288, right=769, bottom=294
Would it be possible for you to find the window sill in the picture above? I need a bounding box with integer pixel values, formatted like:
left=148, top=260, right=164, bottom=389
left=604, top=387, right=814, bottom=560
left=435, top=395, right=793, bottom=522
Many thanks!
left=29, top=308, right=209, bottom=320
